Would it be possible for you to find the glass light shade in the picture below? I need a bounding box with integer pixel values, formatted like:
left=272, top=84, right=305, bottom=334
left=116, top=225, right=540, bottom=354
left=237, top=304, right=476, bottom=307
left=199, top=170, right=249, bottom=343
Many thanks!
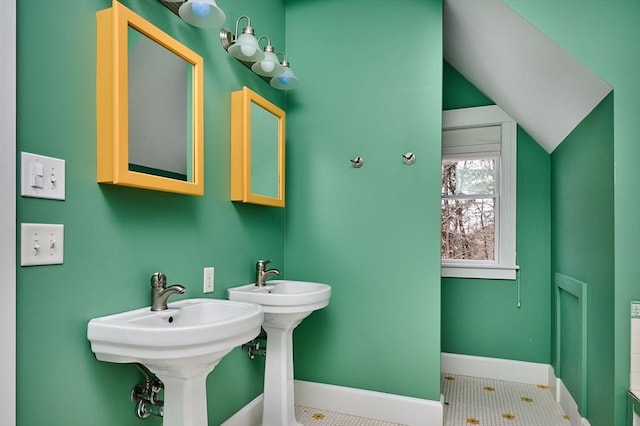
left=178, top=0, right=225, bottom=28
left=270, top=65, right=300, bottom=90
left=251, top=50, right=285, bottom=77
left=228, top=32, right=265, bottom=62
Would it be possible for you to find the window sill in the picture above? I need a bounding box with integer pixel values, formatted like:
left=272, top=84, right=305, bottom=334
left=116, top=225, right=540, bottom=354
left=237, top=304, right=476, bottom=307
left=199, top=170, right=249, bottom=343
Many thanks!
left=441, top=263, right=519, bottom=280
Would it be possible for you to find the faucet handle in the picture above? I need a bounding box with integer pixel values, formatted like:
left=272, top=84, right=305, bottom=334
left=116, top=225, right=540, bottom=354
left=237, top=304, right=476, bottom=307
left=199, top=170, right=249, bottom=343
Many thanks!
left=256, top=259, right=272, bottom=269
left=150, top=272, right=167, bottom=288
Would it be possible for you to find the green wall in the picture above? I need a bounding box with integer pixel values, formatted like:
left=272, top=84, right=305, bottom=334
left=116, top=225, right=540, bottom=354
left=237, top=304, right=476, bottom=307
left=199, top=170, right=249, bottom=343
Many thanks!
left=504, top=2, right=639, bottom=424
left=551, top=94, right=615, bottom=425
left=16, top=0, right=286, bottom=424
left=441, top=63, right=552, bottom=364
left=283, top=0, right=443, bottom=401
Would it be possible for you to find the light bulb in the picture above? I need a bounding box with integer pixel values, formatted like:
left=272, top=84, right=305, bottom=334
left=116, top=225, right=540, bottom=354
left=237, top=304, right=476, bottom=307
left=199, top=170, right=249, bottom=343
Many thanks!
left=240, top=45, right=256, bottom=57
left=260, top=61, right=275, bottom=73
left=191, top=2, right=211, bottom=18
left=278, top=75, right=292, bottom=84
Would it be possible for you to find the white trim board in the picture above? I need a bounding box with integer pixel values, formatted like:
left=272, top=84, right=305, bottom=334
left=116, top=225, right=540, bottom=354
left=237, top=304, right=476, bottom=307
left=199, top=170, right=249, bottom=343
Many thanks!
left=441, top=352, right=553, bottom=385
left=0, top=1, right=16, bottom=425
left=557, top=378, right=591, bottom=426
left=295, top=380, right=442, bottom=426
left=222, top=381, right=443, bottom=426
left=220, top=394, right=263, bottom=426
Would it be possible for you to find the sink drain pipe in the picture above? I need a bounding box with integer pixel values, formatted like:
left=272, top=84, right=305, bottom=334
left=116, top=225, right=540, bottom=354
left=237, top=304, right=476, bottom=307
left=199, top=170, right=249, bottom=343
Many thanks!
left=131, top=364, right=164, bottom=419
left=242, top=328, right=268, bottom=359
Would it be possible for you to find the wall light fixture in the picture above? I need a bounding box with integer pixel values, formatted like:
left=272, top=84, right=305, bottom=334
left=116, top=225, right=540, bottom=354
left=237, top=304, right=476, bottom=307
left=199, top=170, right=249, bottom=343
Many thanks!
left=220, top=16, right=301, bottom=90
left=159, top=0, right=225, bottom=28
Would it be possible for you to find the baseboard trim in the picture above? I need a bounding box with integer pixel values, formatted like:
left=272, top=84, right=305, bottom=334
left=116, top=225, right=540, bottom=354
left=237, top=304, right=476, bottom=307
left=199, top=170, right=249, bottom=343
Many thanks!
left=220, top=394, right=263, bottom=426
left=295, top=380, right=443, bottom=426
left=221, top=381, right=443, bottom=426
left=441, top=352, right=553, bottom=385
left=556, top=378, right=591, bottom=426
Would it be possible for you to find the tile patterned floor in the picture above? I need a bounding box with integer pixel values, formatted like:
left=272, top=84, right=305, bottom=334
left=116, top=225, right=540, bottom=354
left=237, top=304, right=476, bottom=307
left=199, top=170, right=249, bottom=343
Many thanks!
left=294, top=374, right=570, bottom=425
left=442, top=374, right=570, bottom=426
left=295, top=405, right=405, bottom=426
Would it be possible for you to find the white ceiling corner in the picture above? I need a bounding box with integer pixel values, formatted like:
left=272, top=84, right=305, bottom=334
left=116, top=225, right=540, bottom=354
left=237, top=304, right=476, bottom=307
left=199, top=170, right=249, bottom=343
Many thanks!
left=443, top=0, right=612, bottom=153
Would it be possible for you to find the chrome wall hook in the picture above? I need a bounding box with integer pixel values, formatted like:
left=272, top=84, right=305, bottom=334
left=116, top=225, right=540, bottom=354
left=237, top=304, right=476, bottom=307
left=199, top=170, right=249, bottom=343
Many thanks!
left=402, top=152, right=416, bottom=165
left=350, top=156, right=364, bottom=168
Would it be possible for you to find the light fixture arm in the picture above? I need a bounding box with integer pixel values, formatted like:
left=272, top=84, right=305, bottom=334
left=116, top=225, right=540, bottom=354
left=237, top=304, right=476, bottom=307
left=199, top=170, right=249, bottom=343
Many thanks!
left=257, top=35, right=272, bottom=49
left=275, top=52, right=289, bottom=67
left=234, top=15, right=253, bottom=38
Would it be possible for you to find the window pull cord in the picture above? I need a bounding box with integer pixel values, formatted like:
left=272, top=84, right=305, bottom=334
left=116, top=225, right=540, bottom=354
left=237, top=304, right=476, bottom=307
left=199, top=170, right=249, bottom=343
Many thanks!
left=516, top=253, right=521, bottom=309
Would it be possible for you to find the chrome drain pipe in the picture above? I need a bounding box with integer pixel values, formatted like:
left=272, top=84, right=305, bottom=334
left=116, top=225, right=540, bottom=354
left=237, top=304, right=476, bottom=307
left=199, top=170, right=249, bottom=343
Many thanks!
left=131, top=364, right=164, bottom=419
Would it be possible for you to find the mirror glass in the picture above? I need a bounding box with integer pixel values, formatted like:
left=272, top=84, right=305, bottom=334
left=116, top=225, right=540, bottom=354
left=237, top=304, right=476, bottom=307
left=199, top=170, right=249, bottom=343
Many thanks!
left=250, top=102, right=279, bottom=198
left=96, top=2, right=204, bottom=195
left=127, top=27, right=192, bottom=181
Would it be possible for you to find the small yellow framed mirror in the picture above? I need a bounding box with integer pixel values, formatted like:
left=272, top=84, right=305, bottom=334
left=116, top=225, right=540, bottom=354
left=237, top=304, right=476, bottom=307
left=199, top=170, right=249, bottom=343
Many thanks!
left=96, top=1, right=204, bottom=195
left=230, top=87, right=285, bottom=207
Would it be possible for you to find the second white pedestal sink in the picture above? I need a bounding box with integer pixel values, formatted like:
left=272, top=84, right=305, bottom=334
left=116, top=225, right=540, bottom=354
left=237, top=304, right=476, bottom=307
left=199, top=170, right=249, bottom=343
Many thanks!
left=228, top=280, right=331, bottom=426
left=87, top=298, right=263, bottom=426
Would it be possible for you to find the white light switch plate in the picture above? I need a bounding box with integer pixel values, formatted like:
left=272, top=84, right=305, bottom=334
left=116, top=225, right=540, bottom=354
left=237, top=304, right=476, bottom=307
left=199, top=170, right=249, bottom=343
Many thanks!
left=21, top=223, right=64, bottom=266
left=21, top=152, right=66, bottom=200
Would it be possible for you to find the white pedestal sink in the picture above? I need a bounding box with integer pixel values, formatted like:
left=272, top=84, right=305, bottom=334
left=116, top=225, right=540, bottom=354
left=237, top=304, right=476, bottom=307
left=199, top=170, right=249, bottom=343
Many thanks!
left=87, top=298, right=263, bottom=426
left=228, top=280, right=331, bottom=426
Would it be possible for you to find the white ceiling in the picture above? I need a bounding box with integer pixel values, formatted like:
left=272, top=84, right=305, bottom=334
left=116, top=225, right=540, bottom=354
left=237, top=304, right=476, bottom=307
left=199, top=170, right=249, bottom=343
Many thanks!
left=443, top=0, right=612, bottom=153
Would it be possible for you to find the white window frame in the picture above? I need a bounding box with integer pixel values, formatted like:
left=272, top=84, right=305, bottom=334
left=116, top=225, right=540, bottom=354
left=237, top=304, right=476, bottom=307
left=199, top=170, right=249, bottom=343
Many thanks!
left=441, top=105, right=518, bottom=280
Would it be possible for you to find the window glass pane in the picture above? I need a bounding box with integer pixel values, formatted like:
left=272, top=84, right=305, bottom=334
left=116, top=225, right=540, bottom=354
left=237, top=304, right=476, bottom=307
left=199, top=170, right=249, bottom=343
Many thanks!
left=441, top=197, right=495, bottom=260
left=442, top=159, right=496, bottom=196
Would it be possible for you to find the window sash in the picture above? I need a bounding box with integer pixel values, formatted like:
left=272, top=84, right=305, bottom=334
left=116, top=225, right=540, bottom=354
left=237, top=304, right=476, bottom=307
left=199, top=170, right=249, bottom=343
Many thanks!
left=441, top=105, right=517, bottom=280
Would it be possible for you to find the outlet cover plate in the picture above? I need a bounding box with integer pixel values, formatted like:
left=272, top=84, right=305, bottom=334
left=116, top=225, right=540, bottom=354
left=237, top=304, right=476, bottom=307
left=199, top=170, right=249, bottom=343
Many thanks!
left=21, top=223, right=64, bottom=266
left=204, top=267, right=214, bottom=293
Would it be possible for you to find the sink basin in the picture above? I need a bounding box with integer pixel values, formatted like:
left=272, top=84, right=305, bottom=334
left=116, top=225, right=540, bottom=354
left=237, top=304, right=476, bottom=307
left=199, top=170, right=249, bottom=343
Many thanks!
left=227, top=280, right=331, bottom=314
left=87, top=298, right=263, bottom=426
left=228, top=281, right=331, bottom=426
left=88, top=298, right=263, bottom=363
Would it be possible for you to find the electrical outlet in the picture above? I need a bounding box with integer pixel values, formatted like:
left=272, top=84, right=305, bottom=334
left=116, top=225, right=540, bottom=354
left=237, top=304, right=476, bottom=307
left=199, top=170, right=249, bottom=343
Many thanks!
left=203, top=267, right=214, bottom=293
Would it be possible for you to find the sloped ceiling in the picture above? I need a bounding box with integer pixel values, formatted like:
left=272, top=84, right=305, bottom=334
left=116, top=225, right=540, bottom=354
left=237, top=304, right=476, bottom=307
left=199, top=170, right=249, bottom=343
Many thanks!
left=443, top=0, right=612, bottom=153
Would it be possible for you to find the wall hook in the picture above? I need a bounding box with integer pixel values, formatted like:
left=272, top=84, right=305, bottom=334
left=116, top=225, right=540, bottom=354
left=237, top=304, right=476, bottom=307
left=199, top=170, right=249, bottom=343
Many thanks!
left=402, top=152, right=416, bottom=165
left=350, top=156, right=364, bottom=168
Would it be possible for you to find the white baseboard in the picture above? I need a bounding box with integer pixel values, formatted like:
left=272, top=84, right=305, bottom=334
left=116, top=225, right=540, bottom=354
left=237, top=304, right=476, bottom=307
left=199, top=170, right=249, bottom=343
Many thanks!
left=441, top=352, right=553, bottom=385
left=221, top=381, right=443, bottom=426
left=556, top=378, right=591, bottom=426
left=295, top=380, right=443, bottom=426
left=220, top=394, right=263, bottom=426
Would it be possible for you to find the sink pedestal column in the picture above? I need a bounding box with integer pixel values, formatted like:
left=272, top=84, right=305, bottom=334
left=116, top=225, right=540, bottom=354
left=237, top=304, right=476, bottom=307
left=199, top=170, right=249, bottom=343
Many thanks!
left=159, top=374, right=209, bottom=426
left=147, top=355, right=224, bottom=426
left=261, top=312, right=310, bottom=426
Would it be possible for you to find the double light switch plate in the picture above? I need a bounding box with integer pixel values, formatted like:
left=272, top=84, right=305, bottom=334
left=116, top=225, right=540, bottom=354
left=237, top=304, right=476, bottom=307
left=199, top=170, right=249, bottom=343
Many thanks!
left=21, top=223, right=64, bottom=266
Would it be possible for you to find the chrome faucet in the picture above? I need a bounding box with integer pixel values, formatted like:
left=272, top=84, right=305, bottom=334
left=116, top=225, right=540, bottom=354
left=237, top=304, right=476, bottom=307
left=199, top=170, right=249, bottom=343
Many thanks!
left=255, top=259, right=280, bottom=287
left=150, top=272, right=186, bottom=311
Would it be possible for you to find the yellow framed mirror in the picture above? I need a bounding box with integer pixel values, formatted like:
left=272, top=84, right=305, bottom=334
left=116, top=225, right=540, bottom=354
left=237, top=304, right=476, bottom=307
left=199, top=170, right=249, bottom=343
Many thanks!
left=96, top=1, right=204, bottom=195
left=230, top=87, right=285, bottom=207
